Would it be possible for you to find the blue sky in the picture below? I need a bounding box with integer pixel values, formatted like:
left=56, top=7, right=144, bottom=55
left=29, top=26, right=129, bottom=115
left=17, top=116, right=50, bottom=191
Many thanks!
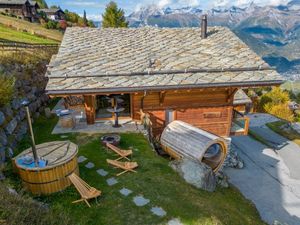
left=47, top=0, right=290, bottom=21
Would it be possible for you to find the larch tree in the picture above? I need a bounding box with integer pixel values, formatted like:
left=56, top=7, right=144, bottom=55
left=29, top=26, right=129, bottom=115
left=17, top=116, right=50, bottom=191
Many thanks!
left=83, top=10, right=88, bottom=26
left=102, top=1, right=128, bottom=28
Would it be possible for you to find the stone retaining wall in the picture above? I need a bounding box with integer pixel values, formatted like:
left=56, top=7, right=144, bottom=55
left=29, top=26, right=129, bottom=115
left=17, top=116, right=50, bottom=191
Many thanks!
left=0, top=60, right=49, bottom=163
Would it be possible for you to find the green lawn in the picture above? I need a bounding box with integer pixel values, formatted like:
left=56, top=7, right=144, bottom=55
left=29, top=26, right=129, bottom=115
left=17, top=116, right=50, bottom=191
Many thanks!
left=0, top=24, right=58, bottom=44
left=6, top=116, right=265, bottom=225
left=0, top=14, right=62, bottom=42
left=267, top=121, right=300, bottom=146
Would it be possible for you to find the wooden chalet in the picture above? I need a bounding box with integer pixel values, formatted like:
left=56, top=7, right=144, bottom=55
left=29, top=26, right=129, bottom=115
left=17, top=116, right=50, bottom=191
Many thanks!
left=45, top=19, right=283, bottom=138
left=38, top=7, right=65, bottom=21
left=0, top=0, right=39, bottom=22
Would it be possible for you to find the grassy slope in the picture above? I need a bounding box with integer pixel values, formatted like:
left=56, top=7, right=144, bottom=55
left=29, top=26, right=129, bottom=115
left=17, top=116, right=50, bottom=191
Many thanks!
left=267, top=121, right=300, bottom=146
left=0, top=24, right=58, bottom=44
left=6, top=116, right=265, bottom=225
left=0, top=14, right=62, bottom=42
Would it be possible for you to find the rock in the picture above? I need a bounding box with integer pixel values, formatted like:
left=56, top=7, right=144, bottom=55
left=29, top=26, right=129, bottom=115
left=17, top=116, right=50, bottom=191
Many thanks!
left=223, top=142, right=244, bottom=169
left=44, top=107, right=52, bottom=118
left=11, top=98, right=22, bottom=110
left=5, top=118, right=18, bottom=135
left=0, top=129, right=8, bottom=146
left=23, top=85, right=32, bottom=93
left=1, top=105, right=13, bottom=119
left=170, top=158, right=216, bottom=192
left=7, top=147, right=13, bottom=158
left=8, top=188, right=18, bottom=195
left=34, top=112, right=40, bottom=119
left=0, top=111, right=5, bottom=126
left=215, top=171, right=229, bottom=188
left=273, top=220, right=288, bottom=225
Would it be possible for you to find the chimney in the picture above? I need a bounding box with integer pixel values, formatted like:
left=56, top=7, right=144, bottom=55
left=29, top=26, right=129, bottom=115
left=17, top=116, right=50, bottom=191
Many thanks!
left=201, top=14, right=208, bottom=39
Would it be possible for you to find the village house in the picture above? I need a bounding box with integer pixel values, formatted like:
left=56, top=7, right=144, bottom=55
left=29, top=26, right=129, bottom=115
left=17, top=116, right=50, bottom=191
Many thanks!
left=45, top=17, right=283, bottom=139
left=38, top=7, right=65, bottom=21
left=0, top=0, right=39, bottom=22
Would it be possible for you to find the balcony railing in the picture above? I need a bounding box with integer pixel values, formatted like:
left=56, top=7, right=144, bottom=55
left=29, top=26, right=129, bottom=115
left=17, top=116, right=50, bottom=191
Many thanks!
left=230, top=110, right=249, bottom=136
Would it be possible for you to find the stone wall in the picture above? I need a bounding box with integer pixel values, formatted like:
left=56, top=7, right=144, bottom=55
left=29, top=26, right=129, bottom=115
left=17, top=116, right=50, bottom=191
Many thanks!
left=0, top=59, right=50, bottom=164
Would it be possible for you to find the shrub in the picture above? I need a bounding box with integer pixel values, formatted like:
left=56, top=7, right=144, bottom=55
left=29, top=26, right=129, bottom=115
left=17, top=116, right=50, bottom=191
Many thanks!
left=264, top=103, right=294, bottom=122
left=0, top=74, right=15, bottom=107
left=44, top=20, right=58, bottom=29
left=0, top=184, right=72, bottom=225
left=258, top=87, right=290, bottom=112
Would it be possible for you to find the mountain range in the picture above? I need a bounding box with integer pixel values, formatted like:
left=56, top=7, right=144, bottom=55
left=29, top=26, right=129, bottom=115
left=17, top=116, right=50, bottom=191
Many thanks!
left=127, top=1, right=300, bottom=79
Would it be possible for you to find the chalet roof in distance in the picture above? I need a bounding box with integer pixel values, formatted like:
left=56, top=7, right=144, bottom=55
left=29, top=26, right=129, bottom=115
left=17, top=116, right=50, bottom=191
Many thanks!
left=0, top=0, right=28, bottom=5
left=46, top=26, right=284, bottom=95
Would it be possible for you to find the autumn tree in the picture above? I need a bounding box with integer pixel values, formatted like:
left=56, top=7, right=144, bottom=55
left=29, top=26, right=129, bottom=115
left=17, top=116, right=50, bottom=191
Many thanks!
left=102, top=1, right=128, bottom=28
left=258, top=87, right=294, bottom=121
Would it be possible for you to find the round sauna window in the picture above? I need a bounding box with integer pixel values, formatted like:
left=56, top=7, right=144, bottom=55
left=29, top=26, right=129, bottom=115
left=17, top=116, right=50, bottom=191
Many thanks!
left=202, top=143, right=223, bottom=170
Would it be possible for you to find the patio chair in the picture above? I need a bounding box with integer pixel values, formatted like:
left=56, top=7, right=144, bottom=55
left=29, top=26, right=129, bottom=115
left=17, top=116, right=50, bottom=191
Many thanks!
left=106, top=143, right=133, bottom=161
left=106, top=159, right=138, bottom=176
left=68, top=173, right=101, bottom=207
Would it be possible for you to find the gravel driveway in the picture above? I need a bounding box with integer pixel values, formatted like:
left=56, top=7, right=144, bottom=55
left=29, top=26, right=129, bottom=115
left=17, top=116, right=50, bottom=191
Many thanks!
left=225, top=113, right=300, bottom=225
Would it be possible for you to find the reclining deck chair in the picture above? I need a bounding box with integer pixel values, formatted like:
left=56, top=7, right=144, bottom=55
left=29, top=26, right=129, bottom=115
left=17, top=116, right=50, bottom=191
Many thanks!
left=106, top=159, right=138, bottom=176
left=106, top=143, right=132, bottom=161
left=68, top=173, right=101, bottom=207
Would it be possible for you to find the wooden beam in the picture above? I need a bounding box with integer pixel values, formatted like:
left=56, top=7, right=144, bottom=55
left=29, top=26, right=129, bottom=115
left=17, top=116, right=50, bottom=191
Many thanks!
left=83, top=95, right=96, bottom=124
left=159, top=91, right=166, bottom=106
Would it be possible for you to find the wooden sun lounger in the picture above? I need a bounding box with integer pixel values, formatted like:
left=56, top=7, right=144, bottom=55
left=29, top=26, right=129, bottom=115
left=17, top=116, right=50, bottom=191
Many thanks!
left=68, top=173, right=101, bottom=207
left=106, top=159, right=138, bottom=176
left=106, top=143, right=133, bottom=161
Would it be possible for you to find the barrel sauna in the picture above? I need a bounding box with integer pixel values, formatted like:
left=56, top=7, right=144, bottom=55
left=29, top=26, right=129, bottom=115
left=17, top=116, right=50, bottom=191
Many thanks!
left=160, top=121, right=228, bottom=172
left=13, top=141, right=79, bottom=195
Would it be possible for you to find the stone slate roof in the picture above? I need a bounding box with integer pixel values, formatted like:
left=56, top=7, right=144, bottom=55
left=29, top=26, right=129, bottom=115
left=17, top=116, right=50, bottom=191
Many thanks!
left=233, top=89, right=252, bottom=105
left=0, top=0, right=28, bottom=5
left=46, top=27, right=284, bottom=94
left=38, top=8, right=63, bottom=14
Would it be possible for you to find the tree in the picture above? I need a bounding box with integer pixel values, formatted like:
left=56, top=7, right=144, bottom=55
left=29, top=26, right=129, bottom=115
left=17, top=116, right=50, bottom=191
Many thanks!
left=258, top=87, right=294, bottom=121
left=83, top=10, right=88, bottom=26
left=102, top=1, right=128, bottom=28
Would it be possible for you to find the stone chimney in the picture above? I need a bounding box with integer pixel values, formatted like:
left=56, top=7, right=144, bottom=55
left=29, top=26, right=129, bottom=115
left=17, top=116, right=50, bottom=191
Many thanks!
left=201, top=14, right=208, bottom=39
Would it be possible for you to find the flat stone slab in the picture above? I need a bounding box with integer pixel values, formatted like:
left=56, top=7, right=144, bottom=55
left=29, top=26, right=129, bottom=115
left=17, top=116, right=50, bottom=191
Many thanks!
left=106, top=177, right=118, bottom=186
left=119, top=188, right=133, bottom=196
left=133, top=195, right=150, bottom=207
left=78, top=156, right=87, bottom=163
left=167, top=218, right=183, bottom=225
left=151, top=207, right=166, bottom=217
left=96, top=169, right=108, bottom=177
left=60, top=135, right=68, bottom=139
left=85, top=162, right=95, bottom=169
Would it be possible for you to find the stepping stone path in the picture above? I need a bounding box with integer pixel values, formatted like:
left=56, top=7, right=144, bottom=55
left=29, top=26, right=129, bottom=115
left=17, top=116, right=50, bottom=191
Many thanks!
left=85, top=162, right=95, bottom=169
left=78, top=156, right=87, bottom=163
left=119, top=188, right=133, bottom=196
left=133, top=195, right=150, bottom=207
left=151, top=207, right=166, bottom=217
left=167, top=218, right=183, bottom=225
left=106, top=177, right=118, bottom=186
left=96, top=169, right=108, bottom=177
left=60, top=135, right=68, bottom=139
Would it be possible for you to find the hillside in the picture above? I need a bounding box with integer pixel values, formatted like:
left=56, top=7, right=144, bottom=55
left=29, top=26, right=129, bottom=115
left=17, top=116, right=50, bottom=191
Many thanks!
left=0, top=14, right=63, bottom=42
left=0, top=24, right=57, bottom=44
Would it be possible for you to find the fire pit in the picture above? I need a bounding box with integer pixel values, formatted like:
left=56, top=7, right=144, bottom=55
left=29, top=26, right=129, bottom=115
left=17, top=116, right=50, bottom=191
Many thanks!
left=100, top=134, right=121, bottom=146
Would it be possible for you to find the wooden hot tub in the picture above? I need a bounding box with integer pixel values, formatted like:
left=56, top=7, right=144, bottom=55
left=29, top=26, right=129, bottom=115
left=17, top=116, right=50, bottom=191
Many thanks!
left=13, top=141, right=79, bottom=195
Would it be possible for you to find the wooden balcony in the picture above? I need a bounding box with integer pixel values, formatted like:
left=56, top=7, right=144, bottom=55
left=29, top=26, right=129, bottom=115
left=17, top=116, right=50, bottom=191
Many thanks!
left=230, top=110, right=249, bottom=136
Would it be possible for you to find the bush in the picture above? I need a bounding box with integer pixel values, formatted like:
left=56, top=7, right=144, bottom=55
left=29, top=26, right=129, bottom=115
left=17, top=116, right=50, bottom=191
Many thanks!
left=258, top=87, right=290, bottom=112
left=0, top=74, right=15, bottom=107
left=264, top=103, right=294, bottom=122
left=44, top=20, right=58, bottom=29
left=0, top=184, right=72, bottom=225
left=257, top=87, right=294, bottom=121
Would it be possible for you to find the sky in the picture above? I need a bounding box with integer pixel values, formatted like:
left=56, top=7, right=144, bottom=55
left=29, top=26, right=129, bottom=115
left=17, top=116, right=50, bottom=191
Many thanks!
left=46, top=0, right=290, bottom=21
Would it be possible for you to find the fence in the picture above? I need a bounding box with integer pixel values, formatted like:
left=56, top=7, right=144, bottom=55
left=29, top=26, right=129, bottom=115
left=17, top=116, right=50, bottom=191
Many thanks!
left=0, top=41, right=59, bottom=53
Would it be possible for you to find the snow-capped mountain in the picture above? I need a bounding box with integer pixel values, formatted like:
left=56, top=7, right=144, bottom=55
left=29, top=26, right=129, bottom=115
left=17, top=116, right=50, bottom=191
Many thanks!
left=127, top=1, right=300, bottom=78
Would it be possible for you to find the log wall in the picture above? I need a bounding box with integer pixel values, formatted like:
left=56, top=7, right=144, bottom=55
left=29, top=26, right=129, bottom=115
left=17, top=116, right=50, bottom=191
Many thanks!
left=132, top=88, right=236, bottom=137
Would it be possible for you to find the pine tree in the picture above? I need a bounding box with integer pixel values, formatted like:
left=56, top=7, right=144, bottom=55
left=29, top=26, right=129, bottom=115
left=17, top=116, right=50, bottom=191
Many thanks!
left=102, top=1, right=128, bottom=28
left=83, top=10, right=88, bottom=27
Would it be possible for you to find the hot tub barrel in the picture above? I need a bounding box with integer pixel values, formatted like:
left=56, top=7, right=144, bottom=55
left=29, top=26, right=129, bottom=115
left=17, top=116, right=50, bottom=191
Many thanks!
left=160, top=120, right=228, bottom=172
left=13, top=141, right=79, bottom=195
